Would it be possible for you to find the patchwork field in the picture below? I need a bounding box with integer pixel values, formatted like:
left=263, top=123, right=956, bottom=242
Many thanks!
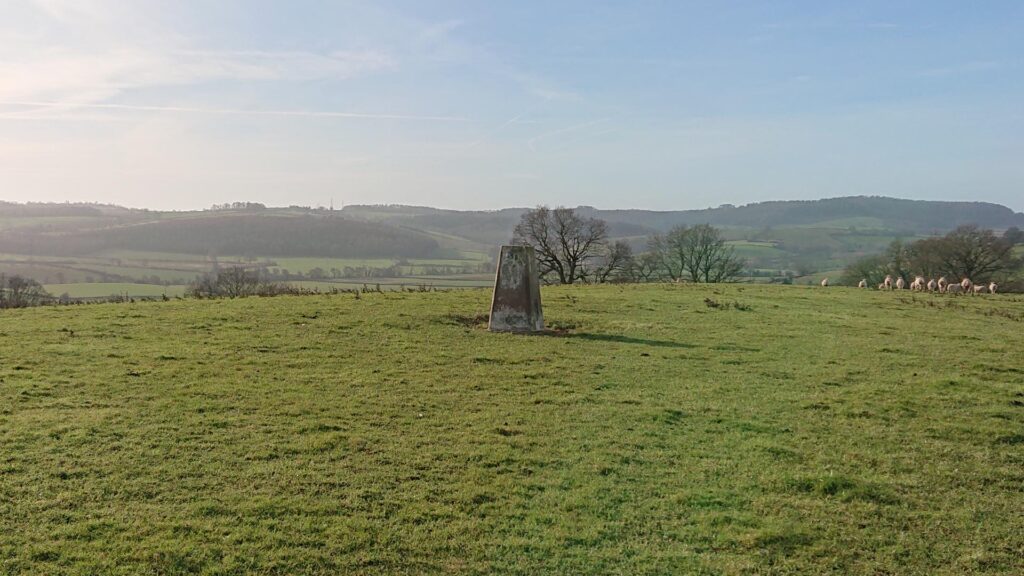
left=42, top=283, right=188, bottom=299
left=0, top=249, right=493, bottom=298
left=1, top=285, right=1022, bottom=574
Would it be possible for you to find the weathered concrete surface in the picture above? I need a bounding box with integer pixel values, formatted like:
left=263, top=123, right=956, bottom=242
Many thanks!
left=488, top=245, right=544, bottom=333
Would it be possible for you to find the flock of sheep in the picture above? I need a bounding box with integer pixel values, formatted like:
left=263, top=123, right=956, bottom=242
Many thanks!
left=819, top=275, right=999, bottom=294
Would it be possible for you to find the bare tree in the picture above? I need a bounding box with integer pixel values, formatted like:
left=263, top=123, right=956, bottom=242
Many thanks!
left=631, top=252, right=662, bottom=282
left=685, top=224, right=745, bottom=282
left=906, top=237, right=947, bottom=279
left=839, top=254, right=889, bottom=286
left=0, top=274, right=50, bottom=308
left=512, top=206, right=608, bottom=284
left=843, top=225, right=1020, bottom=286
left=647, top=229, right=687, bottom=281
left=591, top=240, right=634, bottom=283
left=884, top=240, right=914, bottom=283
left=938, top=225, right=1017, bottom=281
left=189, top=266, right=266, bottom=298
left=648, top=224, right=744, bottom=283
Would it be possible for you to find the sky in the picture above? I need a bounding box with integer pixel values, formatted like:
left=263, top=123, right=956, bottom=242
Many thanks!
left=1, top=1, right=1022, bottom=212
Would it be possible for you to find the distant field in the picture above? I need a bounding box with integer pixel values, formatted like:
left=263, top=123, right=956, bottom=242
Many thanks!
left=1, top=285, right=1021, bottom=574
left=1, top=248, right=493, bottom=296
left=287, top=276, right=492, bottom=292
left=43, top=283, right=187, bottom=298
left=795, top=269, right=846, bottom=285
left=792, top=217, right=888, bottom=230
left=266, top=255, right=489, bottom=276
left=0, top=216, right=100, bottom=230
left=727, top=240, right=788, bottom=260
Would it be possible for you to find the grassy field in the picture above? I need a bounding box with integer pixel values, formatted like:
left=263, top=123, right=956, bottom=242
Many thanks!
left=1, top=285, right=1022, bottom=574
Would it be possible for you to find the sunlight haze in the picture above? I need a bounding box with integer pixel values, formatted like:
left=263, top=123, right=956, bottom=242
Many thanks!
left=2, top=0, right=1022, bottom=211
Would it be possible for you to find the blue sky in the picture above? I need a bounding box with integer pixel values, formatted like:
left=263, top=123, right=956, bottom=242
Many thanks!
left=2, top=1, right=1022, bottom=211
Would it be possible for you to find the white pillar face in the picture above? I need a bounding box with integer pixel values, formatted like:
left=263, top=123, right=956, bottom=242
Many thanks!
left=488, top=245, right=544, bottom=333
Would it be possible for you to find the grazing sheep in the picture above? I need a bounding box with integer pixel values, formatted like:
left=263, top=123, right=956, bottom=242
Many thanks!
left=938, top=276, right=948, bottom=291
left=858, top=279, right=867, bottom=288
left=884, top=275, right=894, bottom=290
left=877, top=283, right=886, bottom=290
left=927, top=279, right=937, bottom=292
left=895, top=277, right=906, bottom=290
left=820, top=278, right=829, bottom=287
left=973, top=284, right=989, bottom=294
left=989, top=282, right=998, bottom=294
left=912, top=276, right=925, bottom=291
left=946, top=283, right=962, bottom=294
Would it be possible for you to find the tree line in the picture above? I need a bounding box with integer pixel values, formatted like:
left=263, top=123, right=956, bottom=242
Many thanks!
left=512, top=206, right=745, bottom=284
left=0, top=275, right=50, bottom=308
left=841, top=225, right=1022, bottom=288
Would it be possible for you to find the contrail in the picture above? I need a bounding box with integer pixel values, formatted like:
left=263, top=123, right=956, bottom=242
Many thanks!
left=0, top=100, right=467, bottom=122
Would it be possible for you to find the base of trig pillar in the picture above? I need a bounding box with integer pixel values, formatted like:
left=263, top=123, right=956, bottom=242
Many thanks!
left=488, top=245, right=544, bottom=333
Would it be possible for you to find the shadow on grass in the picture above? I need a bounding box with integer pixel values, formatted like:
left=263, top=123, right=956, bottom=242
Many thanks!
left=549, top=332, right=696, bottom=349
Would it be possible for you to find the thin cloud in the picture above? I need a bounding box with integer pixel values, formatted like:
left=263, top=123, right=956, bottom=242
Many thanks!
left=0, top=100, right=467, bottom=122
left=528, top=119, right=610, bottom=152
left=0, top=48, right=395, bottom=104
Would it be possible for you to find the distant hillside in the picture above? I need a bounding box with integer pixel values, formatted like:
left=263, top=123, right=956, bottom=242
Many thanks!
left=0, top=212, right=441, bottom=258
left=581, top=197, right=1024, bottom=233
left=2, top=197, right=1020, bottom=278
left=343, top=197, right=1024, bottom=243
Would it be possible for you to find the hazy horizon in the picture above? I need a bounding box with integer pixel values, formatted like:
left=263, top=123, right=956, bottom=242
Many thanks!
left=6, top=194, right=1024, bottom=216
left=3, top=1, right=1023, bottom=212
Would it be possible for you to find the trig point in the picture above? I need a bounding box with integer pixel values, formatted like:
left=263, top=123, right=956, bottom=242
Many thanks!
left=488, top=245, right=544, bottom=333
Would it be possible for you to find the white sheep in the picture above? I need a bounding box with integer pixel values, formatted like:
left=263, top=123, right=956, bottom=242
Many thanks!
left=820, top=277, right=829, bottom=287
left=884, top=275, right=894, bottom=290
left=973, top=284, right=989, bottom=294
left=989, top=282, right=998, bottom=294
left=895, top=277, right=906, bottom=290
left=858, top=279, right=867, bottom=288
left=877, top=283, right=885, bottom=290
left=927, top=279, right=937, bottom=292
left=937, top=276, right=948, bottom=291
left=961, top=278, right=973, bottom=292
left=913, top=276, right=925, bottom=291
left=946, top=283, right=962, bottom=294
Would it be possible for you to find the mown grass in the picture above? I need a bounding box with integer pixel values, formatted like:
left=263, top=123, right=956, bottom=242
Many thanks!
left=1, top=284, right=1022, bottom=575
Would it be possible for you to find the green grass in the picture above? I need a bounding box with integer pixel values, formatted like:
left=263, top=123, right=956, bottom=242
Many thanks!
left=1, top=285, right=1022, bottom=574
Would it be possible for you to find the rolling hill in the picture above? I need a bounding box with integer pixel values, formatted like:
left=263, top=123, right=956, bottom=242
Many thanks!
left=1, top=197, right=1021, bottom=295
left=341, top=196, right=1024, bottom=243
left=0, top=210, right=441, bottom=259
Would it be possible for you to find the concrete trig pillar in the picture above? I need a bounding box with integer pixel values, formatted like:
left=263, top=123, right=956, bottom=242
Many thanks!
left=488, top=245, right=544, bottom=333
